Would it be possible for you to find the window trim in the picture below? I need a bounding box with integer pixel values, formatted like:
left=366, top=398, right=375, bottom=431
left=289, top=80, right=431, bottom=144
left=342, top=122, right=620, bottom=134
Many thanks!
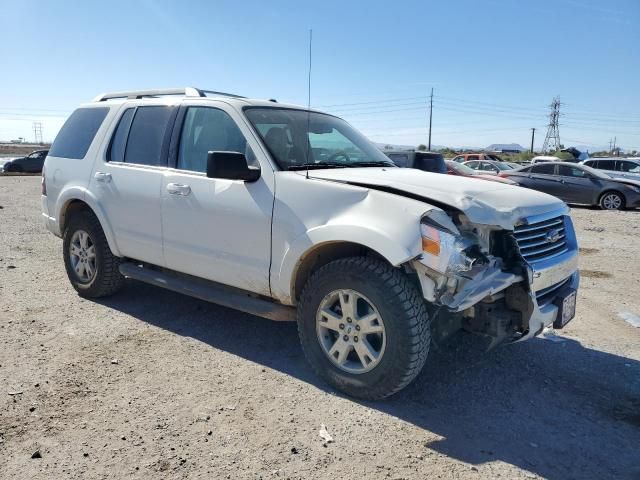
left=106, top=104, right=178, bottom=168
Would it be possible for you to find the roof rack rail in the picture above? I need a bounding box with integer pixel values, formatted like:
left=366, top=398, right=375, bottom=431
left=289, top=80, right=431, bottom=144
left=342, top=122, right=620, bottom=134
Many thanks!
left=92, top=87, right=245, bottom=102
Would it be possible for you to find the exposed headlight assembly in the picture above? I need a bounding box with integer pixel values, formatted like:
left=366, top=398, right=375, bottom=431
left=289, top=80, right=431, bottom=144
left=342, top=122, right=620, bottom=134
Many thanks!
left=419, top=213, right=478, bottom=275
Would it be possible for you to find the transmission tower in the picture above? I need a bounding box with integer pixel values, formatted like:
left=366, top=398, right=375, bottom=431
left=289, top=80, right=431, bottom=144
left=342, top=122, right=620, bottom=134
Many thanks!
left=541, top=97, right=561, bottom=153
left=32, top=122, right=43, bottom=144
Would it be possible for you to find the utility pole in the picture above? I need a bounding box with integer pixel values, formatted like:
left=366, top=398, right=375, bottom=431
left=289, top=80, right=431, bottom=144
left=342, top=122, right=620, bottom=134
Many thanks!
left=613, top=136, right=617, bottom=156
left=427, top=87, right=433, bottom=151
left=609, top=138, right=613, bottom=154
left=530, top=128, right=536, bottom=154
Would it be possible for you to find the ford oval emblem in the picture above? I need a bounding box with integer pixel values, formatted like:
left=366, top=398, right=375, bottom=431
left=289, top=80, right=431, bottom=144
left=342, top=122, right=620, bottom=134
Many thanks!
left=545, top=228, right=561, bottom=243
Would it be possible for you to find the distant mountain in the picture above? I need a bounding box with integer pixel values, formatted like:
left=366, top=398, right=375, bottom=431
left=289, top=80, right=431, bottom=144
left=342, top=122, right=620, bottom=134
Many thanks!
left=485, top=143, right=525, bottom=152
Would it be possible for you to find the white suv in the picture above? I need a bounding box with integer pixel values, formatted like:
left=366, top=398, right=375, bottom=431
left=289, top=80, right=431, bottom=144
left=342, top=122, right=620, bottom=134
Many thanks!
left=42, top=88, right=580, bottom=399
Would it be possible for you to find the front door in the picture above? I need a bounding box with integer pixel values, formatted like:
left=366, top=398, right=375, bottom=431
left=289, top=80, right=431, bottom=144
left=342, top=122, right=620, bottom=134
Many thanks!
left=161, top=104, right=274, bottom=296
left=557, top=165, right=598, bottom=204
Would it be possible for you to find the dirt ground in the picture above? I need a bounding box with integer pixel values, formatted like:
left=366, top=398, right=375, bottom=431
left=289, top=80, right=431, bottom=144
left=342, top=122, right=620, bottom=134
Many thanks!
left=1, top=176, right=639, bottom=480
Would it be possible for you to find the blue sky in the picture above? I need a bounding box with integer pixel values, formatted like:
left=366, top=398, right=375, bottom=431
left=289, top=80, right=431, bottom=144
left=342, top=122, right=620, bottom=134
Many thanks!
left=1, top=0, right=639, bottom=151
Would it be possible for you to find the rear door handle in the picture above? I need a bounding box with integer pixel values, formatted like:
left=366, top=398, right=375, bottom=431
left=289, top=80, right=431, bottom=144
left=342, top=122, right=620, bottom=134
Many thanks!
left=94, top=172, right=112, bottom=183
left=166, top=183, right=191, bottom=196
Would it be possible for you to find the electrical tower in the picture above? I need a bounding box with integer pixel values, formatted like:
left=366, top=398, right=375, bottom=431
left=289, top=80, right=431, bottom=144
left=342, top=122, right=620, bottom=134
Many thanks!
left=541, top=97, right=561, bottom=153
left=32, top=122, right=43, bottom=144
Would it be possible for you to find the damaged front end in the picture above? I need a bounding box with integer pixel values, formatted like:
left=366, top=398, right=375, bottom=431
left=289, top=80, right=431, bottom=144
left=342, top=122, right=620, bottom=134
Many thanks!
left=410, top=206, right=579, bottom=347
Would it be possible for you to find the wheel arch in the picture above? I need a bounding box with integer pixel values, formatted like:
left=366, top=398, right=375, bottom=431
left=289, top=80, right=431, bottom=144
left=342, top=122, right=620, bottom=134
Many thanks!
left=58, top=195, right=121, bottom=257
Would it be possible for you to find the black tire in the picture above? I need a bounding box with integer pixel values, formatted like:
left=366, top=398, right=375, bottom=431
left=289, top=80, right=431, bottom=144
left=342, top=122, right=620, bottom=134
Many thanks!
left=63, top=210, right=124, bottom=298
left=297, top=256, right=431, bottom=400
left=599, top=190, right=625, bottom=210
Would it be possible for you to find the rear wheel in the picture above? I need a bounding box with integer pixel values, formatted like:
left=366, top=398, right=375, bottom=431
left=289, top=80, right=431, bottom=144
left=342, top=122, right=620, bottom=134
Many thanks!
left=63, top=210, right=124, bottom=298
left=599, top=191, right=624, bottom=210
left=297, top=257, right=431, bottom=400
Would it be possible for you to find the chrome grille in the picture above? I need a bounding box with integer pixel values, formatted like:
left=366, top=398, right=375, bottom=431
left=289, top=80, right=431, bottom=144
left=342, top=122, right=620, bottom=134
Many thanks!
left=535, top=278, right=570, bottom=306
left=513, top=215, right=568, bottom=263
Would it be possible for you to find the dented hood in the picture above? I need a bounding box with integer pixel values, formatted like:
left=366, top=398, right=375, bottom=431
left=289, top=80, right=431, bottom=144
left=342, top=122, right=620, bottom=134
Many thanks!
left=308, top=168, right=567, bottom=229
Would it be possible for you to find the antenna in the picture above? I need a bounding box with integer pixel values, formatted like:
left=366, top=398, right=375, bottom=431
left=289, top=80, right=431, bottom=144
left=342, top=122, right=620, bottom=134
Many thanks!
left=305, top=28, right=313, bottom=179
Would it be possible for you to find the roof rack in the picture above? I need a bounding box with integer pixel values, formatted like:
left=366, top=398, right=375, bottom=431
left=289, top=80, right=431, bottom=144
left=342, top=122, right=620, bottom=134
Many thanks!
left=92, top=87, right=245, bottom=102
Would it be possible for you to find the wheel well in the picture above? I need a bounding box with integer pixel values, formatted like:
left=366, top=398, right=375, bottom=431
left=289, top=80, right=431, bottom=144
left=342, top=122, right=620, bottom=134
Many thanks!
left=292, top=242, right=387, bottom=302
left=599, top=189, right=625, bottom=206
left=61, top=199, right=93, bottom=232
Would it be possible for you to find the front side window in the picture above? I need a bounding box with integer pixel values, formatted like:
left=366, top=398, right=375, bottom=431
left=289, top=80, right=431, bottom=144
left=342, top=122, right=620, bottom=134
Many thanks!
left=244, top=108, right=394, bottom=170
left=49, top=107, right=109, bottom=159
left=178, top=107, right=250, bottom=173
left=558, top=165, right=588, bottom=177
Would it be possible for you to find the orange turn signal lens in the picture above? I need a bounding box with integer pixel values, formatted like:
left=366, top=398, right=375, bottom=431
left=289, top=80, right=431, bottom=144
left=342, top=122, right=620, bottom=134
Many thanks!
left=420, top=224, right=441, bottom=256
left=422, top=237, right=441, bottom=256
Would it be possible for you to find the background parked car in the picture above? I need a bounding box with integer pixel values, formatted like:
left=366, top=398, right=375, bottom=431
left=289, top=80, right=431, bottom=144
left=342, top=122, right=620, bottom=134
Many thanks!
left=451, top=152, right=503, bottom=163
left=582, top=157, right=640, bottom=180
left=445, top=160, right=518, bottom=185
left=463, top=159, right=515, bottom=175
left=501, top=162, right=640, bottom=210
left=385, top=150, right=446, bottom=173
left=530, top=155, right=560, bottom=164
left=0, top=149, right=48, bottom=173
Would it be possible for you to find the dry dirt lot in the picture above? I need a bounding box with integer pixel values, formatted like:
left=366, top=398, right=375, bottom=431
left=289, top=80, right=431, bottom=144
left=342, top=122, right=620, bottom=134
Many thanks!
left=1, top=176, right=639, bottom=480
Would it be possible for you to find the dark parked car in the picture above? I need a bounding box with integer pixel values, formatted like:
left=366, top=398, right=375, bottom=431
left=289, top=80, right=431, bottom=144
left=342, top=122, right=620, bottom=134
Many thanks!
left=582, top=157, right=640, bottom=180
left=501, top=162, right=640, bottom=210
left=385, top=150, right=446, bottom=173
left=1, top=149, right=48, bottom=173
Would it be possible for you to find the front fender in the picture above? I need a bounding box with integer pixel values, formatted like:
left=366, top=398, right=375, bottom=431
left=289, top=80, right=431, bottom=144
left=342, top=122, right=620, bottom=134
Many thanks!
left=273, top=223, right=423, bottom=304
left=55, top=186, right=122, bottom=257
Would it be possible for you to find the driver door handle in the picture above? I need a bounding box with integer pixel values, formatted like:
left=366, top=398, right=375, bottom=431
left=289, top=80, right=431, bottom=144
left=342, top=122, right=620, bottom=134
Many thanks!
left=166, top=183, right=191, bottom=196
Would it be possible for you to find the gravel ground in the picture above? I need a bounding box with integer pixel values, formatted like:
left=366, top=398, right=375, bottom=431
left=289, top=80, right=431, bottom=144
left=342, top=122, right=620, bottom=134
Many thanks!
left=1, top=176, right=639, bottom=480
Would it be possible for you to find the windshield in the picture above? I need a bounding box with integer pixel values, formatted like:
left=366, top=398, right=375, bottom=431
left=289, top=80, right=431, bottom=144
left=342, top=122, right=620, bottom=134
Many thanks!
left=244, top=107, right=395, bottom=170
left=446, top=161, right=477, bottom=175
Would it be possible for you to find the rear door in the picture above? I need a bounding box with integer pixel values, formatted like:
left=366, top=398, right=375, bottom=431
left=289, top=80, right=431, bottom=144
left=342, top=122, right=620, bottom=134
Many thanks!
left=90, top=104, right=176, bottom=266
left=527, top=164, right=562, bottom=196
left=160, top=102, right=274, bottom=295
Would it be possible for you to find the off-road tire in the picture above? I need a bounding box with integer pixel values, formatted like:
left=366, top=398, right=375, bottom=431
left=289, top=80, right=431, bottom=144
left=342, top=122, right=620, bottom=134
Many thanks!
left=297, top=256, right=431, bottom=400
left=63, top=210, right=124, bottom=298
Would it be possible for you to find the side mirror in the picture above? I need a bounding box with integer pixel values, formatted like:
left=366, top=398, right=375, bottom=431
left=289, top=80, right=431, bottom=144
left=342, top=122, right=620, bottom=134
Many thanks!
left=206, top=151, right=261, bottom=182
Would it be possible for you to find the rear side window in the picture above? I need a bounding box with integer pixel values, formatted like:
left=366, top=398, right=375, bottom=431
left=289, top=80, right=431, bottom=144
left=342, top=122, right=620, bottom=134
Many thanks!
left=532, top=164, right=555, bottom=174
left=598, top=159, right=616, bottom=170
left=49, top=107, right=109, bottom=159
left=123, top=106, right=173, bottom=166
left=108, top=108, right=135, bottom=162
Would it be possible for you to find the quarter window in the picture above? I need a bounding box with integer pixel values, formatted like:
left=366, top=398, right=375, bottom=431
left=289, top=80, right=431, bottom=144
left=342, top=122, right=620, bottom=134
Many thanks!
left=49, top=107, right=109, bottom=159
left=178, top=107, right=251, bottom=173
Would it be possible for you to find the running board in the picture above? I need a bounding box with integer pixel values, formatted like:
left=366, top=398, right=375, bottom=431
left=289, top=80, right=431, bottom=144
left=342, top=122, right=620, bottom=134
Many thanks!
left=118, top=262, right=295, bottom=322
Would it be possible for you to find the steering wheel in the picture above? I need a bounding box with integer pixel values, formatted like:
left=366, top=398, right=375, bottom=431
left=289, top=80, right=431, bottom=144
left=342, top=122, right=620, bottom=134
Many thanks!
left=326, top=150, right=351, bottom=163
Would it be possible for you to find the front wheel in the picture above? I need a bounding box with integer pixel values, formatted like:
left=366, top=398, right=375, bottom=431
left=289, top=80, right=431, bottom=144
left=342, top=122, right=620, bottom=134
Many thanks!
left=599, top=191, right=624, bottom=210
left=297, top=257, right=431, bottom=400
